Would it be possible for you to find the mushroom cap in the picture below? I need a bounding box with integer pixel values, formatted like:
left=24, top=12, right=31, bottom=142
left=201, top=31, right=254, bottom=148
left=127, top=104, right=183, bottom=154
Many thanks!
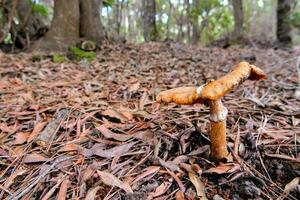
left=200, top=62, right=266, bottom=101
left=156, top=62, right=267, bottom=105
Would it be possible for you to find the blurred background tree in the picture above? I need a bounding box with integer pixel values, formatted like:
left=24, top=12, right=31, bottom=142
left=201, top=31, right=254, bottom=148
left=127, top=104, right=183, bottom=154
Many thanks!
left=0, top=0, right=299, bottom=52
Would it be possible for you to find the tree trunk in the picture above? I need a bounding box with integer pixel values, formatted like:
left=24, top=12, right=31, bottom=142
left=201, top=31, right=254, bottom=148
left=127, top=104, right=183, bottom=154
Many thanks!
left=79, top=0, right=104, bottom=45
left=33, top=0, right=80, bottom=52
left=232, top=0, right=243, bottom=41
left=191, top=0, right=200, bottom=44
left=142, top=0, right=158, bottom=42
left=33, top=0, right=105, bottom=52
left=185, top=0, right=191, bottom=43
left=13, top=0, right=47, bottom=49
left=277, top=0, right=292, bottom=47
left=166, top=0, right=172, bottom=39
left=114, top=0, right=123, bottom=35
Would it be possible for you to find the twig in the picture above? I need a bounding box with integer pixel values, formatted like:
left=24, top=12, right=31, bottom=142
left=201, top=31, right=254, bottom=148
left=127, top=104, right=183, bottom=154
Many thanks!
left=8, top=156, right=74, bottom=200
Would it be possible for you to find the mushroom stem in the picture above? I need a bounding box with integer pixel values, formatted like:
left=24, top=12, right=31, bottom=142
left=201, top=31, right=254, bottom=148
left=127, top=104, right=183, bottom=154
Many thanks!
left=208, top=99, right=228, bottom=161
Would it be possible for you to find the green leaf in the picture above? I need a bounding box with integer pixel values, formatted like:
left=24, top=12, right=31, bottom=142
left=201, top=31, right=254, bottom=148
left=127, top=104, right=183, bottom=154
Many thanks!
left=29, top=0, right=49, bottom=17
left=103, top=0, right=115, bottom=7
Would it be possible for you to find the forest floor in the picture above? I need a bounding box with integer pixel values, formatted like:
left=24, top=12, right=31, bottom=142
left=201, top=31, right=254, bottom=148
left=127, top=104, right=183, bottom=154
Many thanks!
left=0, top=42, right=300, bottom=200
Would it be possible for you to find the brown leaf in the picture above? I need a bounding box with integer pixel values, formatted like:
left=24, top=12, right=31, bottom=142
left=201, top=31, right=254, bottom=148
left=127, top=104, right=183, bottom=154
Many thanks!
left=93, top=142, right=136, bottom=158
left=149, top=182, right=171, bottom=197
left=133, top=166, right=160, bottom=183
left=102, top=109, right=128, bottom=123
left=85, top=186, right=101, bottom=200
left=175, top=191, right=185, bottom=200
left=41, top=179, right=63, bottom=200
left=57, top=179, right=69, bottom=200
left=128, top=82, right=140, bottom=93
left=284, top=177, right=299, bottom=193
left=139, top=91, right=150, bottom=110
left=97, top=125, right=133, bottom=141
left=166, top=168, right=185, bottom=192
left=159, top=159, right=181, bottom=172
left=58, top=143, right=80, bottom=153
left=97, top=170, right=133, bottom=193
left=23, top=153, right=48, bottom=163
left=14, top=132, right=30, bottom=145
left=36, top=109, right=68, bottom=146
left=203, top=163, right=240, bottom=174
left=28, top=121, right=48, bottom=142
left=188, top=173, right=207, bottom=199
left=3, top=168, right=27, bottom=189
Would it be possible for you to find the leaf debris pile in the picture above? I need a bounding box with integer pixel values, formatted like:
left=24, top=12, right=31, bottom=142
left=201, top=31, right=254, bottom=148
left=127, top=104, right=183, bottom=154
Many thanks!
left=0, top=43, right=300, bottom=199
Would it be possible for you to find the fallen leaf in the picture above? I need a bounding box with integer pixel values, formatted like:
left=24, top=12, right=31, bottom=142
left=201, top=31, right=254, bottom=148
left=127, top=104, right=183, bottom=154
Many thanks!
left=139, top=91, right=150, bottom=110
left=166, top=168, right=185, bottom=192
left=23, top=153, right=48, bottom=163
left=85, top=186, right=101, bottom=200
left=58, top=143, right=80, bottom=153
left=132, top=110, right=152, bottom=119
left=203, top=163, right=240, bottom=174
left=14, top=132, right=30, bottom=145
left=41, top=179, right=63, bottom=200
left=284, top=177, right=300, bottom=193
left=93, top=142, right=136, bottom=158
left=175, top=191, right=185, bottom=200
left=134, top=130, right=154, bottom=145
left=36, top=109, right=69, bottom=146
left=28, top=121, right=48, bottom=142
left=128, top=82, right=140, bottom=93
left=3, top=168, right=27, bottom=189
left=133, top=166, right=160, bottom=183
left=159, top=159, right=181, bottom=172
left=188, top=172, right=207, bottom=199
left=97, top=125, right=133, bottom=141
left=97, top=170, right=133, bottom=193
left=57, top=179, right=69, bottom=200
left=102, top=109, right=128, bottom=123
left=149, top=182, right=171, bottom=197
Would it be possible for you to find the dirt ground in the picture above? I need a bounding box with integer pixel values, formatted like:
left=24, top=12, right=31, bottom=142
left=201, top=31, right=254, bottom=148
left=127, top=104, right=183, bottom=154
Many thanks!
left=0, top=42, right=300, bottom=199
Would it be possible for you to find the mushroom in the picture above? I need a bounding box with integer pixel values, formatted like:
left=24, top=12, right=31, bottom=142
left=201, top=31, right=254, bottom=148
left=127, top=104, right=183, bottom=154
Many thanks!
left=156, top=62, right=267, bottom=161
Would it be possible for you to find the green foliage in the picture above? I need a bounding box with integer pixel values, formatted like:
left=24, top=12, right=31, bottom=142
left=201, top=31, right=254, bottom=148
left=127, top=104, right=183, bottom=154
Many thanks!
left=103, top=0, right=115, bottom=7
left=4, top=33, right=13, bottom=44
left=29, top=0, right=49, bottom=17
left=69, top=46, right=96, bottom=62
left=52, top=54, right=66, bottom=63
left=291, top=12, right=300, bottom=27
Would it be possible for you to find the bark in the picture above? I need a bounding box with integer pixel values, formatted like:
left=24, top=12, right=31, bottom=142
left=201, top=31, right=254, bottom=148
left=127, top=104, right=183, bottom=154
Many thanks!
left=114, top=0, right=124, bottom=35
left=185, top=0, right=191, bottom=43
left=166, top=0, right=172, bottom=39
left=142, top=0, right=158, bottom=42
left=33, top=0, right=80, bottom=52
left=13, top=0, right=47, bottom=49
left=277, top=0, right=292, bottom=47
left=79, top=0, right=104, bottom=45
left=232, top=0, right=243, bottom=41
left=33, top=0, right=105, bottom=52
left=191, top=0, right=200, bottom=44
